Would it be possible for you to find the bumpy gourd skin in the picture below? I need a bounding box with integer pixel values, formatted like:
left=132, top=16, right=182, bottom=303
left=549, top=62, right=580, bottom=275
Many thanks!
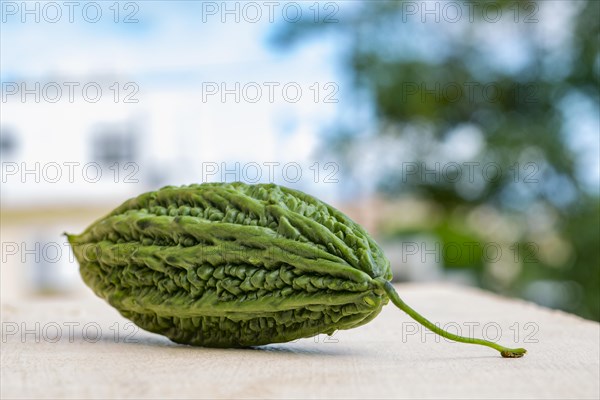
left=68, top=182, right=393, bottom=347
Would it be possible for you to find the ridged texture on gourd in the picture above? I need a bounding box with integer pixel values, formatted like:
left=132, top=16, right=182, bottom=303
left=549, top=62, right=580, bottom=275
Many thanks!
left=68, top=182, right=392, bottom=347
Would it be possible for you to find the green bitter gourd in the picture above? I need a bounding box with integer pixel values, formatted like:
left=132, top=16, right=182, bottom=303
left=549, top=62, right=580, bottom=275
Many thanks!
left=67, top=182, right=526, bottom=358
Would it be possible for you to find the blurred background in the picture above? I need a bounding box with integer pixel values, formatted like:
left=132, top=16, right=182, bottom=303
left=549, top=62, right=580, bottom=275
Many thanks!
left=1, top=0, right=598, bottom=321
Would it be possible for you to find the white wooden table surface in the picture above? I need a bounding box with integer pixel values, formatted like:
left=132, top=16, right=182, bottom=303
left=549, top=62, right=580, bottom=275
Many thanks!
left=2, top=283, right=599, bottom=399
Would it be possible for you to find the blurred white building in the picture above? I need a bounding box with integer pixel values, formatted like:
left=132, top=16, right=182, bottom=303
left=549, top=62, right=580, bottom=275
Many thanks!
left=0, top=1, right=355, bottom=301
left=0, top=69, right=345, bottom=301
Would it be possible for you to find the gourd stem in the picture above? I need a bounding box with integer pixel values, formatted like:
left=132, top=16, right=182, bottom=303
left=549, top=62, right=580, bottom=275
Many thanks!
left=378, top=280, right=526, bottom=358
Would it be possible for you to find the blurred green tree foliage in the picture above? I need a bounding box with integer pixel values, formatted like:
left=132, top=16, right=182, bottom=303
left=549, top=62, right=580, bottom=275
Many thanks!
left=273, top=0, right=599, bottom=320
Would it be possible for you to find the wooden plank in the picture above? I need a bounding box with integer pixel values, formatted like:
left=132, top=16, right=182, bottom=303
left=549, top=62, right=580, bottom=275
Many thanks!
left=2, top=283, right=598, bottom=399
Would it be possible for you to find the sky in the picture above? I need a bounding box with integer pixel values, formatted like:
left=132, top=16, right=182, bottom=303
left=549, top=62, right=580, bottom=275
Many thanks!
left=1, top=0, right=598, bottom=205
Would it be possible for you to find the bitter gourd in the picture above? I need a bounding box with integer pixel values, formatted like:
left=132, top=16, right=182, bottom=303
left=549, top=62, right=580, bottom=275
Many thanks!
left=67, top=182, right=526, bottom=357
